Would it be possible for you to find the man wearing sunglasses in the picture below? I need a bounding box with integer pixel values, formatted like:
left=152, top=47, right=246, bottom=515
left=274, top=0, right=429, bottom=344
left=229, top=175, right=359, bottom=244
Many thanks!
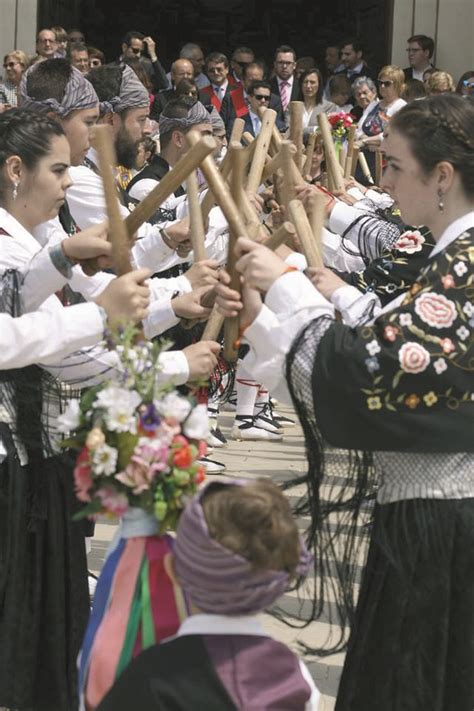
left=403, top=34, right=436, bottom=82
left=244, top=80, right=286, bottom=137
left=230, top=46, right=255, bottom=84
left=117, top=30, right=168, bottom=92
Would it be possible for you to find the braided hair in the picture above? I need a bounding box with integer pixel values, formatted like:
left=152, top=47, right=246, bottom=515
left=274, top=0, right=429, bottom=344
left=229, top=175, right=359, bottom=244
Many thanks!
left=0, top=108, right=64, bottom=201
left=390, top=94, right=474, bottom=197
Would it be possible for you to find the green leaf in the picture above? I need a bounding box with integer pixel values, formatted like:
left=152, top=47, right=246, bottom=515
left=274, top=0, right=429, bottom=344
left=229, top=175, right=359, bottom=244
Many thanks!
left=114, top=431, right=139, bottom=471
left=72, top=497, right=103, bottom=520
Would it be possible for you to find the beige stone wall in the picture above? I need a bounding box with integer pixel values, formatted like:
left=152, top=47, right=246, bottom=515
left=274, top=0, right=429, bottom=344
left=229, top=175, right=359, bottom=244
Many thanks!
left=390, top=0, right=474, bottom=84
left=0, top=0, right=37, bottom=78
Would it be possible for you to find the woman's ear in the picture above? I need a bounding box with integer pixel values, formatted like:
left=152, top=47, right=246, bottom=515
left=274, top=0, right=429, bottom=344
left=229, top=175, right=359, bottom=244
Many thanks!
left=163, top=551, right=179, bottom=585
left=4, top=155, right=23, bottom=185
left=436, top=160, right=455, bottom=193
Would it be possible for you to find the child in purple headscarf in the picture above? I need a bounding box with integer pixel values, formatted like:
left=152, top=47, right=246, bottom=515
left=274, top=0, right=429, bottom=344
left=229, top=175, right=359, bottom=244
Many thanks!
left=97, top=478, right=320, bottom=710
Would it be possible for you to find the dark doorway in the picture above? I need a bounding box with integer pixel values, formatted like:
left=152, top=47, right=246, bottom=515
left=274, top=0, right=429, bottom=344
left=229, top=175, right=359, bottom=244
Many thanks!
left=39, top=0, right=393, bottom=72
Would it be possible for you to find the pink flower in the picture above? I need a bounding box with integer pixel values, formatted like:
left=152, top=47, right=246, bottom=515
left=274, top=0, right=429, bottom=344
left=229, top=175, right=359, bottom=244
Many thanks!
left=384, top=325, right=399, bottom=342
left=398, top=342, right=431, bottom=374
left=414, top=292, right=457, bottom=329
left=74, top=447, right=93, bottom=503
left=441, top=274, right=455, bottom=290
left=393, top=230, right=425, bottom=254
left=96, top=486, right=129, bottom=516
left=115, top=439, right=169, bottom=494
left=440, top=338, right=455, bottom=354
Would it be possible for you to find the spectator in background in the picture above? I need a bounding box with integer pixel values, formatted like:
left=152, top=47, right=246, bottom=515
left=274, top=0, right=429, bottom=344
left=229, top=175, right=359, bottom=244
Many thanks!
left=403, top=34, right=436, bottom=81
left=68, top=28, right=85, bottom=44
left=175, top=78, right=199, bottom=101
left=425, top=70, right=455, bottom=95
left=352, top=75, right=378, bottom=122
left=230, top=46, right=255, bottom=84
left=402, top=78, right=427, bottom=102
left=179, top=42, right=209, bottom=89
left=456, top=70, right=474, bottom=97
left=323, top=43, right=345, bottom=99
left=243, top=80, right=286, bottom=137
left=337, top=37, right=377, bottom=84
left=295, top=56, right=316, bottom=81
left=35, top=28, right=59, bottom=61
left=299, top=67, right=338, bottom=130
left=328, top=73, right=353, bottom=112
left=200, top=52, right=236, bottom=112
left=0, top=50, right=28, bottom=108
left=117, top=31, right=168, bottom=92
left=151, top=58, right=194, bottom=118
left=69, top=43, right=89, bottom=75
left=88, top=47, right=105, bottom=70
left=52, top=26, right=68, bottom=57
left=270, top=45, right=301, bottom=113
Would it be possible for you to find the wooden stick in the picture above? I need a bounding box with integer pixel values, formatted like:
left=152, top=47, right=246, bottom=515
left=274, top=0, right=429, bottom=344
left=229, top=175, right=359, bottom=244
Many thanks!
left=246, top=108, right=277, bottom=193
left=344, top=125, right=356, bottom=179
left=289, top=101, right=304, bottom=171
left=351, top=146, right=360, bottom=178
left=186, top=169, right=206, bottom=261
left=317, top=113, right=345, bottom=192
left=200, top=144, right=234, bottom=222
left=264, top=221, right=296, bottom=251
left=202, top=306, right=224, bottom=341
left=302, top=132, right=317, bottom=176
left=241, top=131, right=255, bottom=147
left=358, top=151, right=374, bottom=184
left=229, top=117, right=245, bottom=144
left=280, top=140, right=297, bottom=212
left=308, top=193, right=326, bottom=261
left=375, top=149, right=383, bottom=187
left=288, top=199, right=323, bottom=268
left=92, top=125, right=132, bottom=276
left=124, top=135, right=216, bottom=236
left=261, top=143, right=297, bottom=183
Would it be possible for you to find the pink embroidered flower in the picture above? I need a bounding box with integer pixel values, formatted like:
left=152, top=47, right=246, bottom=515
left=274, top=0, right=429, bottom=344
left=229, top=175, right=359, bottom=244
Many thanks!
left=414, top=292, right=457, bottom=329
left=74, top=447, right=93, bottom=502
left=384, top=325, right=399, bottom=342
left=398, top=342, right=431, bottom=373
left=394, top=230, right=425, bottom=254
left=96, top=486, right=129, bottom=516
left=441, top=274, right=455, bottom=290
left=440, top=338, right=455, bottom=354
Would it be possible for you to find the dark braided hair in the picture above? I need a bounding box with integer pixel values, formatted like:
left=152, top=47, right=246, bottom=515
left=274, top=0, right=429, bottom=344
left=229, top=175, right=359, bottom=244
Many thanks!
left=0, top=108, right=64, bottom=201
left=390, top=94, right=474, bottom=197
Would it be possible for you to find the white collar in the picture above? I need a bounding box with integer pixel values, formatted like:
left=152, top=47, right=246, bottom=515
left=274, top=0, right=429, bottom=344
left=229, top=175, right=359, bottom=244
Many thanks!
left=347, top=61, right=364, bottom=75
left=430, top=210, right=474, bottom=257
left=0, top=208, right=42, bottom=255
left=214, top=79, right=228, bottom=94
left=278, top=75, right=293, bottom=88
left=177, top=613, right=268, bottom=638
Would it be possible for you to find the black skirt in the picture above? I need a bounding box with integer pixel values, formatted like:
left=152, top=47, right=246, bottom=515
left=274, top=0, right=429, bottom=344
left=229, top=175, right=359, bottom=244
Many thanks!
left=335, top=497, right=474, bottom=711
left=0, top=427, right=90, bottom=711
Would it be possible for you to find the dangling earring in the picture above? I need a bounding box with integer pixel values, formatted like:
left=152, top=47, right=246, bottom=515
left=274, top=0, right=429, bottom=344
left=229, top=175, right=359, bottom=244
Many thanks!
left=438, top=188, right=444, bottom=212
left=12, top=181, right=19, bottom=201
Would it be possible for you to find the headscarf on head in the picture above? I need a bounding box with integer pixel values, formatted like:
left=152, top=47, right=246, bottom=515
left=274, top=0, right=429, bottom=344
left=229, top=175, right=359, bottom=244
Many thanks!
left=159, top=100, right=210, bottom=137
left=209, top=106, right=225, bottom=134
left=173, top=479, right=312, bottom=616
left=19, top=63, right=98, bottom=117
left=99, top=64, right=150, bottom=116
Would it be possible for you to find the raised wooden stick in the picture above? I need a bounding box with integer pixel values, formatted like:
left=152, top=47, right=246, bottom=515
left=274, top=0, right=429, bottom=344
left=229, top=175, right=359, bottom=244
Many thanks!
left=246, top=108, right=277, bottom=193
left=201, top=307, right=224, bottom=341
left=302, top=132, right=317, bottom=176
left=200, top=143, right=235, bottom=222
left=229, top=117, right=245, bottom=144
left=280, top=140, right=297, bottom=212
left=289, top=101, right=304, bottom=171
left=186, top=169, right=206, bottom=261
left=344, top=125, right=356, bottom=179
left=375, top=149, right=383, bottom=186
left=288, top=199, right=323, bottom=268
left=358, top=151, right=374, bottom=184
left=264, top=221, right=296, bottom=251
left=317, top=113, right=344, bottom=192
left=351, top=146, right=360, bottom=178
left=241, top=131, right=255, bottom=147
left=261, top=143, right=297, bottom=183
left=308, top=193, right=326, bottom=261
left=92, top=125, right=132, bottom=276
left=124, top=135, right=216, bottom=236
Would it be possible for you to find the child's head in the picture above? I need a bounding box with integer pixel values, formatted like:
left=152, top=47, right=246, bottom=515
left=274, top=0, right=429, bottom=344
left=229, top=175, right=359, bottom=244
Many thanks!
left=171, top=479, right=311, bottom=616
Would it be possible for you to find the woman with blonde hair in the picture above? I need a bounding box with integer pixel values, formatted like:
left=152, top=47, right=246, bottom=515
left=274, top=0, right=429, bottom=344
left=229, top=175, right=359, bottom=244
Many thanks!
left=0, top=50, right=28, bottom=108
left=426, top=70, right=455, bottom=95
left=356, top=65, right=406, bottom=151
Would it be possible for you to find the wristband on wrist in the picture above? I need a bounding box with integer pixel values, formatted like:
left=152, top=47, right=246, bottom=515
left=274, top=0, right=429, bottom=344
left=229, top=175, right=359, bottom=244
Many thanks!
left=49, top=243, right=75, bottom=278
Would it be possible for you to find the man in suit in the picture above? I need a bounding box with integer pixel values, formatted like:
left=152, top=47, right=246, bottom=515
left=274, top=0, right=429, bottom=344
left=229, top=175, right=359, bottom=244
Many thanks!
left=403, top=35, right=436, bottom=81
left=151, top=59, right=194, bottom=119
left=243, top=80, right=286, bottom=137
left=270, top=45, right=301, bottom=113
left=116, top=30, right=168, bottom=92
left=199, top=52, right=237, bottom=112
left=336, top=38, right=377, bottom=85
left=230, top=46, right=255, bottom=84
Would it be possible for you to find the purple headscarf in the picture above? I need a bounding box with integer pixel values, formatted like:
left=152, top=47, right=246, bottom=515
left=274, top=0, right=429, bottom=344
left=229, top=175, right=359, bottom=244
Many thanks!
left=174, top=479, right=312, bottom=616
left=19, top=63, right=98, bottom=117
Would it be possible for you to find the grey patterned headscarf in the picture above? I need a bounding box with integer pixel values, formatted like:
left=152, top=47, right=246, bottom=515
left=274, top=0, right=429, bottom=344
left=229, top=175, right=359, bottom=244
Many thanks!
left=99, top=65, right=150, bottom=115
left=159, top=100, right=210, bottom=136
left=19, top=63, right=98, bottom=117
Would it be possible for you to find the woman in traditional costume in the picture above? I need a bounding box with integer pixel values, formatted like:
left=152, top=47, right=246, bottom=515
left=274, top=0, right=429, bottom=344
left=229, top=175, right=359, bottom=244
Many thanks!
left=216, top=93, right=474, bottom=711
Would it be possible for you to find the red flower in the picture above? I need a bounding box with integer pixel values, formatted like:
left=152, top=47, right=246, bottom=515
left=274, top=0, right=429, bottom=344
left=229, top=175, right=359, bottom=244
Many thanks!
left=198, top=439, right=208, bottom=458
left=441, top=274, right=455, bottom=290
left=173, top=445, right=194, bottom=469
left=194, top=465, right=206, bottom=485
left=74, top=447, right=93, bottom=502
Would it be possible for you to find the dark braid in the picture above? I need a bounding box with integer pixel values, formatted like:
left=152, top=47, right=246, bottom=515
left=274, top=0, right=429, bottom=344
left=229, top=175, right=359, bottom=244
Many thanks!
left=390, top=94, right=474, bottom=197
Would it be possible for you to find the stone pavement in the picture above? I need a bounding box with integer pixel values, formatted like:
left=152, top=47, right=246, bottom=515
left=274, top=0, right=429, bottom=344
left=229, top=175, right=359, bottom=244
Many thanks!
left=88, top=405, right=346, bottom=711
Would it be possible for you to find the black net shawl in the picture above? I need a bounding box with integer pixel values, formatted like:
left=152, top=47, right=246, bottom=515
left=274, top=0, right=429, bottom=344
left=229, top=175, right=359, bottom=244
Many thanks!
left=281, top=228, right=474, bottom=654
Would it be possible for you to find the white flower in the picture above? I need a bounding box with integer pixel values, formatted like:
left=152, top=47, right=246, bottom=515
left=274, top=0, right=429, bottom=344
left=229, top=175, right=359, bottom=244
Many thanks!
left=433, top=358, right=447, bottom=375
left=399, top=313, right=412, bottom=327
left=398, top=342, right=430, bottom=374
left=156, top=393, right=192, bottom=422
left=57, top=399, right=81, bottom=434
left=393, top=230, right=425, bottom=254
left=92, top=444, right=118, bottom=476
left=94, top=386, right=141, bottom=433
left=453, top=261, right=468, bottom=277
left=456, top=325, right=470, bottom=341
left=414, top=292, right=457, bottom=329
left=183, top=404, right=210, bottom=440
left=463, top=302, right=474, bottom=318
left=366, top=339, right=381, bottom=356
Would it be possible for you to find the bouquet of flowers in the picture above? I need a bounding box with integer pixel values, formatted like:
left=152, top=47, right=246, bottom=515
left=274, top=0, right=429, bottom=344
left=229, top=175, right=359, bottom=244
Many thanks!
left=58, top=327, right=208, bottom=710
left=328, top=111, right=355, bottom=141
